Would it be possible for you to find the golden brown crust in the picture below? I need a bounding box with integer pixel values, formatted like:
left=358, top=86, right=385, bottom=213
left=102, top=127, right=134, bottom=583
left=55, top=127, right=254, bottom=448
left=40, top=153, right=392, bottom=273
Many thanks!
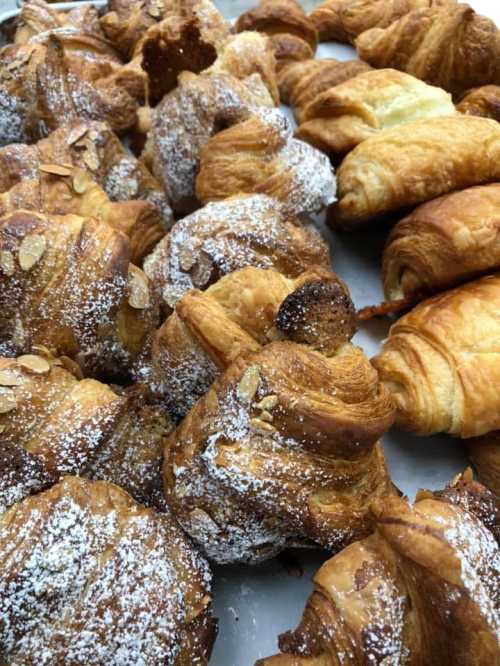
left=258, top=472, right=499, bottom=665
left=329, top=116, right=500, bottom=230
left=383, top=184, right=500, bottom=302
left=457, top=85, right=500, bottom=121
left=296, top=68, right=456, bottom=158
left=468, top=433, right=500, bottom=497
left=163, top=340, right=395, bottom=563
left=356, top=4, right=500, bottom=98
left=0, top=475, right=215, bottom=664
left=373, top=274, right=500, bottom=437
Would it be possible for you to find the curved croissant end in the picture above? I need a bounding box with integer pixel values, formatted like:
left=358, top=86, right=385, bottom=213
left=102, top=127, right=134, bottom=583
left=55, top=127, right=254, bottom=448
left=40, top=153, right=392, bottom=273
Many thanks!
left=457, top=85, right=500, bottom=121
left=468, top=432, right=500, bottom=498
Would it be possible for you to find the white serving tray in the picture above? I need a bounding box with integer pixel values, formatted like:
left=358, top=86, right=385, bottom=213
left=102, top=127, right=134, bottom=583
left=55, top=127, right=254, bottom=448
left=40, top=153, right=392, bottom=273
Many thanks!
left=0, top=1, right=498, bottom=664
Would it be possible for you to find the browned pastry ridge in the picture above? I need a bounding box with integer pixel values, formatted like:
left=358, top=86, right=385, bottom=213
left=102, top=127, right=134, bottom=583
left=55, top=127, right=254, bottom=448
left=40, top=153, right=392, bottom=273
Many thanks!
left=257, top=471, right=500, bottom=665
left=0, top=476, right=216, bottom=665
left=373, top=274, right=500, bottom=438
left=468, top=433, right=500, bottom=497
left=236, top=0, right=318, bottom=68
left=0, top=120, right=173, bottom=229
left=329, top=115, right=500, bottom=229
left=382, top=183, right=500, bottom=303
left=356, top=3, right=500, bottom=98
left=143, top=194, right=331, bottom=310
left=457, top=85, right=500, bottom=121
left=309, top=0, right=454, bottom=43
left=0, top=353, right=171, bottom=514
left=0, top=209, right=159, bottom=381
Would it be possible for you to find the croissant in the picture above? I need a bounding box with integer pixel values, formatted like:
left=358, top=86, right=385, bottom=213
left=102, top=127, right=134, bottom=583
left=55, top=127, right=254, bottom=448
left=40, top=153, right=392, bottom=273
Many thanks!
left=382, top=184, right=500, bottom=303
left=236, top=0, right=318, bottom=68
left=196, top=109, right=336, bottom=215
left=356, top=4, right=500, bottom=99
left=257, top=471, right=500, bottom=665
left=296, top=68, right=456, bottom=158
left=0, top=475, right=215, bottom=665
left=309, top=0, right=454, bottom=43
left=0, top=210, right=159, bottom=380
left=373, top=274, right=500, bottom=438
left=0, top=120, right=173, bottom=229
left=0, top=353, right=171, bottom=514
left=142, top=70, right=274, bottom=215
left=277, top=58, right=372, bottom=122
left=467, top=433, right=500, bottom=498
left=135, top=266, right=356, bottom=420
left=329, top=116, right=500, bottom=229
left=143, top=194, right=330, bottom=309
left=457, top=85, right=500, bottom=121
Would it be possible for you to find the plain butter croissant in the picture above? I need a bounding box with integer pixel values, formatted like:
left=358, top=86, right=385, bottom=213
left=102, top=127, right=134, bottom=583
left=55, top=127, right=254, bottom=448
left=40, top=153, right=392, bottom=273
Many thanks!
left=0, top=476, right=215, bottom=665
left=356, top=3, right=500, bottom=98
left=457, top=85, right=500, bottom=122
left=373, top=274, right=500, bottom=438
left=329, top=115, right=500, bottom=229
left=258, top=471, right=499, bottom=665
left=296, top=68, right=456, bottom=158
left=383, top=183, right=500, bottom=302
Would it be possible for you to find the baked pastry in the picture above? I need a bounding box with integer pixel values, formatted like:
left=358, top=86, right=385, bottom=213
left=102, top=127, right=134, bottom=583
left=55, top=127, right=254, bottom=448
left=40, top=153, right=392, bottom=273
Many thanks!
left=143, top=194, right=330, bottom=310
left=468, top=433, right=500, bottom=497
left=142, top=70, right=274, bottom=215
left=0, top=475, right=215, bottom=665
left=382, top=183, right=500, bottom=303
left=329, top=115, right=500, bottom=229
left=457, top=85, right=500, bottom=121
left=373, top=274, right=500, bottom=438
left=135, top=266, right=356, bottom=420
left=236, top=0, right=318, bottom=68
left=196, top=108, right=336, bottom=215
left=356, top=4, right=500, bottom=98
left=277, top=58, right=372, bottom=122
left=296, top=68, right=456, bottom=158
left=0, top=120, right=173, bottom=229
left=257, top=471, right=499, bottom=665
left=0, top=353, right=171, bottom=514
left=309, top=0, right=454, bottom=43
left=0, top=210, right=159, bottom=380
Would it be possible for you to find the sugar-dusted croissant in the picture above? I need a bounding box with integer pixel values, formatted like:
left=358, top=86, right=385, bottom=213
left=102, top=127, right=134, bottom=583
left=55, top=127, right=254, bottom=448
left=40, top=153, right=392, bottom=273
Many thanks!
left=0, top=353, right=171, bottom=513
left=373, top=274, right=500, bottom=438
left=309, top=0, right=453, bottom=43
left=14, top=0, right=104, bottom=44
left=196, top=108, right=336, bottom=215
left=258, top=471, right=499, bottom=665
left=143, top=194, right=330, bottom=309
left=383, top=184, right=500, bottom=302
left=236, top=0, right=318, bottom=68
left=142, top=70, right=274, bottom=214
left=277, top=58, right=372, bottom=122
left=136, top=266, right=356, bottom=420
left=457, top=85, right=500, bottom=121
left=0, top=210, right=159, bottom=380
left=163, top=338, right=395, bottom=563
left=356, top=4, right=500, bottom=99
left=0, top=476, right=215, bottom=665
left=0, top=120, right=173, bottom=229
left=329, top=116, right=500, bottom=229
left=468, top=433, right=500, bottom=497
left=296, top=68, right=456, bottom=158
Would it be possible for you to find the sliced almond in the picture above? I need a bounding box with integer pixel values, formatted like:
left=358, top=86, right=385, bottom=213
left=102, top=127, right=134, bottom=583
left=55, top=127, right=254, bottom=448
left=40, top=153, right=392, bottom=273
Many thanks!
left=0, top=250, right=15, bottom=276
left=67, top=125, right=88, bottom=145
left=249, top=417, right=276, bottom=435
left=178, top=247, right=196, bottom=272
left=82, top=145, right=99, bottom=171
left=0, top=387, right=17, bottom=413
left=32, top=344, right=53, bottom=359
left=72, top=168, right=89, bottom=194
left=19, top=234, right=46, bottom=271
left=259, top=410, right=273, bottom=422
left=0, top=369, right=22, bottom=386
left=237, top=365, right=260, bottom=403
left=255, top=394, right=278, bottom=411
left=39, top=163, right=73, bottom=177
left=191, top=252, right=213, bottom=288
left=17, top=354, right=51, bottom=374
left=128, top=266, right=150, bottom=309
left=0, top=425, right=5, bottom=434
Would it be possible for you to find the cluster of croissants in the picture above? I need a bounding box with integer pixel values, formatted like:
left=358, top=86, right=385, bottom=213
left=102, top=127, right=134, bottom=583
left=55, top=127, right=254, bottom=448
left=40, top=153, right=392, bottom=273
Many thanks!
left=0, top=0, right=498, bottom=663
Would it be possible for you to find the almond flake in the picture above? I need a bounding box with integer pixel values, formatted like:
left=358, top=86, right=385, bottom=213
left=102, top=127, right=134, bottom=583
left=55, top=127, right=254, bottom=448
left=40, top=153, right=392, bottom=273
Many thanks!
left=128, top=266, right=150, bottom=309
left=39, top=163, right=72, bottom=177
left=0, top=387, right=17, bottom=413
left=19, top=234, right=46, bottom=271
left=255, top=394, right=278, bottom=411
left=237, top=365, right=260, bottom=403
left=259, top=410, right=273, bottom=422
left=67, top=126, right=88, bottom=145
left=83, top=145, right=99, bottom=171
left=249, top=417, right=276, bottom=434
left=178, top=247, right=196, bottom=272
left=191, top=252, right=213, bottom=288
left=0, top=369, right=22, bottom=386
left=0, top=250, right=15, bottom=276
left=72, top=168, right=89, bottom=194
left=17, top=354, right=50, bottom=374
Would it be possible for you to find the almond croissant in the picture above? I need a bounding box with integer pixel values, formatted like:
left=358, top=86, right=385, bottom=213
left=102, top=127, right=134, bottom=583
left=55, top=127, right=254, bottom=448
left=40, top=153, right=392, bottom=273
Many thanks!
left=258, top=472, right=499, bottom=665
left=143, top=194, right=330, bottom=310
left=468, top=433, right=500, bottom=497
left=356, top=3, right=500, bottom=98
left=457, top=85, right=500, bottom=122
left=329, top=115, right=500, bottom=229
left=0, top=476, right=215, bottom=665
left=373, top=274, right=500, bottom=438
left=382, top=183, right=500, bottom=303
left=163, top=338, right=395, bottom=564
